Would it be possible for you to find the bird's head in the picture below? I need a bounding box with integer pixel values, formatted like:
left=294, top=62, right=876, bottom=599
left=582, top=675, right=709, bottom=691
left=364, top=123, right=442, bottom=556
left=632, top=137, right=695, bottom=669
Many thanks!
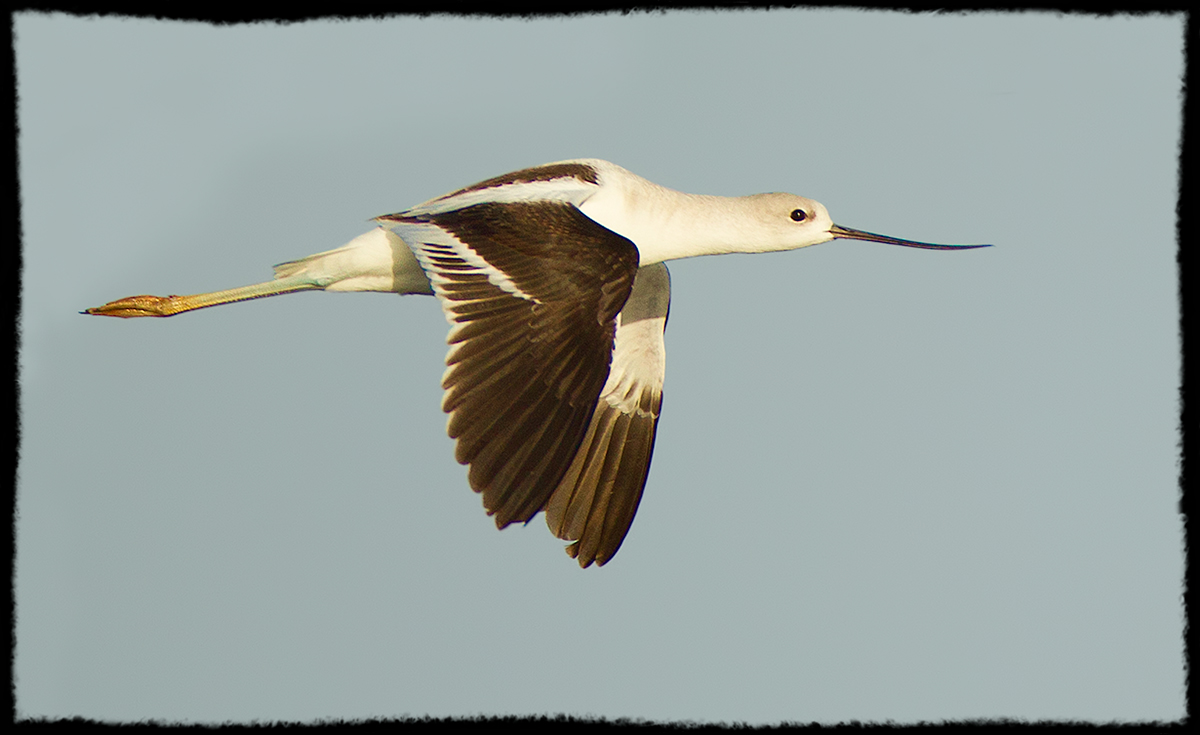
left=744, top=192, right=991, bottom=252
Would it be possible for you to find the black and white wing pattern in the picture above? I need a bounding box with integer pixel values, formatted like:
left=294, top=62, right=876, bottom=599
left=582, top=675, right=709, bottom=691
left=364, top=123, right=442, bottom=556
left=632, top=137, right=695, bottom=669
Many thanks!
left=380, top=184, right=641, bottom=537
left=545, top=263, right=669, bottom=567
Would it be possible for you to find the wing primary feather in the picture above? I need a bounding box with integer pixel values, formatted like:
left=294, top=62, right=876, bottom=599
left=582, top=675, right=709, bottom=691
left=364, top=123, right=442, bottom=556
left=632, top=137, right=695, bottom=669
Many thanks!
left=544, top=263, right=670, bottom=567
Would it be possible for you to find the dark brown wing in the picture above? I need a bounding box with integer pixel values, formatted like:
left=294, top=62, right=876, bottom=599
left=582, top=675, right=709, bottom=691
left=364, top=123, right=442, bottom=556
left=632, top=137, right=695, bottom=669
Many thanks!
left=545, top=263, right=670, bottom=567
left=383, top=202, right=640, bottom=528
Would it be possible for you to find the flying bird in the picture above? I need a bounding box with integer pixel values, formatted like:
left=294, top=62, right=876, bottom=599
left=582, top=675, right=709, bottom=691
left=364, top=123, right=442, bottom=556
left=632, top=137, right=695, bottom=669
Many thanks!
left=86, top=159, right=989, bottom=567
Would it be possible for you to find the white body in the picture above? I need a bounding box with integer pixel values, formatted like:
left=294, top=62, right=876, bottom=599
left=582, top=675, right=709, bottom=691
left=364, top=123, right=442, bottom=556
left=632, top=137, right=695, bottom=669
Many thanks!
left=270, top=158, right=836, bottom=296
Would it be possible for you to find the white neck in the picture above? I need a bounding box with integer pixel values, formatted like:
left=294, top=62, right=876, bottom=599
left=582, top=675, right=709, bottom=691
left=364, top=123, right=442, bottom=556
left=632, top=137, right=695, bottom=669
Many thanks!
left=578, top=168, right=816, bottom=266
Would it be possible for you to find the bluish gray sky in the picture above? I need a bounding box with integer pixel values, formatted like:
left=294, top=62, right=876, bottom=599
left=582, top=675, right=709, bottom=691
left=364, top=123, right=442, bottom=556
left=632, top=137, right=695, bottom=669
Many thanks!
left=16, top=11, right=1184, bottom=723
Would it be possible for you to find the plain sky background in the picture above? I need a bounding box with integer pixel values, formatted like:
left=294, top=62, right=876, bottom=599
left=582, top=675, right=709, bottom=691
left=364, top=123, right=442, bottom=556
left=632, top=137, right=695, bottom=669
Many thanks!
left=15, top=10, right=1184, bottom=724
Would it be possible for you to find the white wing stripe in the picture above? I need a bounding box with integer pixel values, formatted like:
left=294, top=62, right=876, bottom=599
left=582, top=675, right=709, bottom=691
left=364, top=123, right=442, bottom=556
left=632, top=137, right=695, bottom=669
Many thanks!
left=388, top=221, right=540, bottom=304
left=406, top=177, right=599, bottom=217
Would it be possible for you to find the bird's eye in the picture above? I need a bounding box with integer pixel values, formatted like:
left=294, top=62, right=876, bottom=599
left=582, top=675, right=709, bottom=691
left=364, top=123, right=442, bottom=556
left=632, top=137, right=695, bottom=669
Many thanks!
left=790, top=209, right=808, bottom=222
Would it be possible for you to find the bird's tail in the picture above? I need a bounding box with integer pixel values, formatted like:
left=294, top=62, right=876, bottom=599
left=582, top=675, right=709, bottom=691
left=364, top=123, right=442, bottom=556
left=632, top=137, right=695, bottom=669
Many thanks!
left=271, top=228, right=433, bottom=295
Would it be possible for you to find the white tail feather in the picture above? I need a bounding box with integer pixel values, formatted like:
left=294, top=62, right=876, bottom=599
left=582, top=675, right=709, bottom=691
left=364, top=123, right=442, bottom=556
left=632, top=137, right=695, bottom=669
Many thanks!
left=270, top=228, right=433, bottom=295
